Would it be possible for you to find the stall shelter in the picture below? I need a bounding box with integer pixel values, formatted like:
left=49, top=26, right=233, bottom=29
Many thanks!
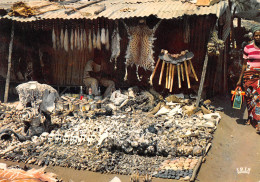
left=0, top=0, right=231, bottom=97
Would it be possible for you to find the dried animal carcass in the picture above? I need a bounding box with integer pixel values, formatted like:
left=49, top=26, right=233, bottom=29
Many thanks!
left=105, top=27, right=110, bottom=50
left=110, top=23, right=121, bottom=69
left=123, top=20, right=162, bottom=81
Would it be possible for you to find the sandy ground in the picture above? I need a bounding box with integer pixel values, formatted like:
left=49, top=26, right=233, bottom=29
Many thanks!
left=1, top=96, right=260, bottom=182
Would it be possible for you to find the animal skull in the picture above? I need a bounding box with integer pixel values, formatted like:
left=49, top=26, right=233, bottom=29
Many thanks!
left=48, top=133, right=55, bottom=143
left=40, top=132, right=49, bottom=142
left=77, top=135, right=87, bottom=145
left=70, top=135, right=79, bottom=145
left=31, top=136, right=40, bottom=144
left=55, top=133, right=63, bottom=144
left=63, top=132, right=71, bottom=145
left=87, top=135, right=96, bottom=146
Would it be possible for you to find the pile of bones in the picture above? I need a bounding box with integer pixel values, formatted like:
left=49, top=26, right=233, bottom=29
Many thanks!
left=0, top=82, right=221, bottom=180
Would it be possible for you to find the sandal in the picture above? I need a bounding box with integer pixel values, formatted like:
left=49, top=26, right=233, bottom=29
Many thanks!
left=245, top=118, right=251, bottom=125
left=256, top=122, right=260, bottom=134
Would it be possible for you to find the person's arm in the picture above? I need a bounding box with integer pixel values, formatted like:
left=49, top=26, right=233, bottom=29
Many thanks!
left=237, top=59, right=247, bottom=86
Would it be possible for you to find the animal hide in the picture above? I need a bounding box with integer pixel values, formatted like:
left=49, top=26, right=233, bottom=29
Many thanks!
left=56, top=30, right=60, bottom=50
left=88, top=29, right=92, bottom=52
left=123, top=20, right=161, bottom=81
left=83, top=29, right=87, bottom=49
left=52, top=28, right=56, bottom=50
left=93, top=27, right=97, bottom=49
left=77, top=29, right=80, bottom=50
left=64, top=29, right=69, bottom=52
left=96, top=27, right=101, bottom=50
left=70, top=29, right=74, bottom=51
left=105, top=28, right=110, bottom=51
left=101, top=28, right=106, bottom=44
left=80, top=29, right=84, bottom=50
left=60, top=28, right=64, bottom=50
left=110, top=25, right=121, bottom=69
left=74, top=29, right=77, bottom=50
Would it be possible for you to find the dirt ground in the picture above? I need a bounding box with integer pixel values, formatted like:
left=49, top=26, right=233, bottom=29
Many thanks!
left=1, top=96, right=260, bottom=182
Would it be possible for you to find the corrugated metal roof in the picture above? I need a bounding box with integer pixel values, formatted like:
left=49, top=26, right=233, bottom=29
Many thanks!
left=0, top=0, right=228, bottom=21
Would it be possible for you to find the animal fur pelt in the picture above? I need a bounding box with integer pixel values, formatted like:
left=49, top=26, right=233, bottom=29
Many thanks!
left=56, top=29, right=60, bottom=50
left=122, top=20, right=162, bottom=81
left=88, top=28, right=92, bottom=52
left=60, top=28, right=64, bottom=50
left=83, top=29, right=87, bottom=49
left=105, top=28, right=110, bottom=50
left=64, top=29, right=69, bottom=52
left=97, top=27, right=101, bottom=50
left=93, top=27, right=97, bottom=49
left=101, top=28, right=106, bottom=44
left=110, top=24, right=121, bottom=69
left=70, top=29, right=74, bottom=50
left=74, top=29, right=77, bottom=50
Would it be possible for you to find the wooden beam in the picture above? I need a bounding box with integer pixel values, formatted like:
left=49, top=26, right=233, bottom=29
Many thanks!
left=4, top=23, right=14, bottom=103
left=196, top=54, right=209, bottom=107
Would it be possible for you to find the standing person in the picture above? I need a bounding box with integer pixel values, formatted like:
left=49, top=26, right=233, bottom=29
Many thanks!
left=237, top=25, right=260, bottom=133
left=83, top=53, right=115, bottom=98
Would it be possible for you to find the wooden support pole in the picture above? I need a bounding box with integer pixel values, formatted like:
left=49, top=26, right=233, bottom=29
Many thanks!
left=196, top=54, right=209, bottom=107
left=177, top=64, right=181, bottom=88
left=165, top=63, right=169, bottom=89
left=181, top=64, right=184, bottom=81
left=168, top=63, right=172, bottom=89
left=159, top=61, right=165, bottom=85
left=170, top=65, right=175, bottom=92
left=189, top=59, right=198, bottom=81
left=4, top=23, right=14, bottom=103
left=184, top=60, right=190, bottom=89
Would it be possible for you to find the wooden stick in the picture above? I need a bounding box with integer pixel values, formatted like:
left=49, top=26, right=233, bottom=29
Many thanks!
left=149, top=58, right=161, bottom=85
left=168, top=64, right=172, bottom=89
left=159, top=61, right=166, bottom=85
left=170, top=65, right=175, bottom=92
left=177, top=64, right=181, bottom=88
left=184, top=60, right=190, bottom=88
left=4, top=23, right=14, bottom=103
left=189, top=59, right=198, bottom=81
left=181, top=64, right=184, bottom=81
left=190, top=156, right=203, bottom=182
left=165, top=63, right=169, bottom=89
left=196, top=54, right=209, bottom=107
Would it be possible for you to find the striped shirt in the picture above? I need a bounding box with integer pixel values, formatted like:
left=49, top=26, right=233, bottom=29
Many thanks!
left=243, top=42, right=260, bottom=68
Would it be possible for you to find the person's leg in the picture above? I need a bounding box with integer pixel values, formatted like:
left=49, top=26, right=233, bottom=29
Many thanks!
left=83, top=77, right=99, bottom=95
left=100, top=78, right=115, bottom=98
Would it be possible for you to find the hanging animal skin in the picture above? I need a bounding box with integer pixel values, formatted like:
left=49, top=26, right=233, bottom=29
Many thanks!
left=56, top=29, right=60, bottom=50
left=60, top=28, right=64, bottom=50
left=105, top=28, right=109, bottom=51
left=83, top=29, right=87, bottom=49
left=93, top=26, right=97, bottom=49
left=101, top=28, right=106, bottom=44
left=80, top=29, right=84, bottom=50
left=97, top=26, right=101, bottom=50
left=110, top=24, right=121, bottom=70
left=64, top=29, right=69, bottom=52
left=88, top=29, right=92, bottom=52
left=74, top=29, right=77, bottom=50
left=122, top=20, right=162, bottom=81
left=52, top=28, right=56, bottom=50
left=77, top=29, right=80, bottom=50
left=70, top=29, right=74, bottom=51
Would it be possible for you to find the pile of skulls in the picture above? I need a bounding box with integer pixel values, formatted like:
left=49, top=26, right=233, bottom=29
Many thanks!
left=0, top=87, right=221, bottom=178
